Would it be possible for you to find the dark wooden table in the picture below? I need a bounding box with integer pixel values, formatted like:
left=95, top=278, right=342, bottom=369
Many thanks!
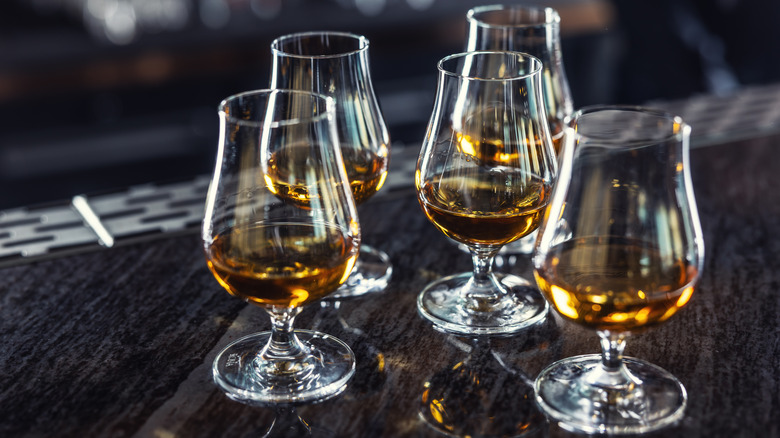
left=2, top=125, right=780, bottom=437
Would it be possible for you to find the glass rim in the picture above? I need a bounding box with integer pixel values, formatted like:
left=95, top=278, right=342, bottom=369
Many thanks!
left=571, top=104, right=690, bottom=143
left=270, top=31, right=369, bottom=59
left=218, top=89, right=334, bottom=127
left=437, top=50, right=542, bottom=81
left=466, top=4, right=560, bottom=29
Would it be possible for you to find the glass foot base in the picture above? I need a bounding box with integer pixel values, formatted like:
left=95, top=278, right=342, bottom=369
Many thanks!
left=329, top=244, right=392, bottom=300
left=417, top=272, right=548, bottom=336
left=535, top=354, right=687, bottom=435
left=213, top=330, right=355, bottom=405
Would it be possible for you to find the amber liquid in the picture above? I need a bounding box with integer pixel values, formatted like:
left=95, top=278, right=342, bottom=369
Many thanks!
left=456, top=133, right=519, bottom=166
left=534, top=237, right=698, bottom=331
left=206, top=223, right=358, bottom=308
left=265, top=144, right=387, bottom=207
left=418, top=170, right=550, bottom=246
left=454, top=109, right=555, bottom=167
left=342, top=148, right=388, bottom=205
left=455, top=133, right=557, bottom=167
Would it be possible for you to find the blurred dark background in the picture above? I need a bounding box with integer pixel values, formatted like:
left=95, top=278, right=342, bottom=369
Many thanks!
left=1, top=0, right=779, bottom=210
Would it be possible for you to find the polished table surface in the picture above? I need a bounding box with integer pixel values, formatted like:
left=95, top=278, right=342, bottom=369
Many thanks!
left=2, top=105, right=780, bottom=437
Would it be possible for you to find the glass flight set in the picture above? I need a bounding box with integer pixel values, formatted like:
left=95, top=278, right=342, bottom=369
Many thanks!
left=199, top=4, right=704, bottom=436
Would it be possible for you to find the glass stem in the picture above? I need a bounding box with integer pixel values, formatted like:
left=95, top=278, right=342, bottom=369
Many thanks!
left=255, top=307, right=313, bottom=379
left=599, top=330, right=627, bottom=372
left=462, top=247, right=503, bottom=312
left=587, top=330, right=639, bottom=391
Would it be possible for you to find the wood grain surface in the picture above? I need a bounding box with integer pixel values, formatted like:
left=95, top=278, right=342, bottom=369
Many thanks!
left=1, top=135, right=779, bottom=437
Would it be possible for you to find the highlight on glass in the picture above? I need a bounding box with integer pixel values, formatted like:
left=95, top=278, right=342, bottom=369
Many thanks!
left=533, top=106, right=704, bottom=434
left=203, top=89, right=360, bottom=404
left=415, top=50, right=557, bottom=336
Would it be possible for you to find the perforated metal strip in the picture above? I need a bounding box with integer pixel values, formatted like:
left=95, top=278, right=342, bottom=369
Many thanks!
left=0, top=176, right=211, bottom=266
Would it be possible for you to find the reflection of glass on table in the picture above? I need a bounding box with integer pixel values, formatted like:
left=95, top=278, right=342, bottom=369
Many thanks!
left=420, top=337, right=548, bottom=437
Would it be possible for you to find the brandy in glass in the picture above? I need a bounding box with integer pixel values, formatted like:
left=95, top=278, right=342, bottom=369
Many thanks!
left=465, top=4, right=574, bottom=255
left=415, top=51, right=557, bottom=336
left=270, top=31, right=391, bottom=299
left=533, top=106, right=704, bottom=434
left=203, top=89, right=360, bottom=404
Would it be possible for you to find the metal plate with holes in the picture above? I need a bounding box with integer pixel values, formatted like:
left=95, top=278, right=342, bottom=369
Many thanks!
left=0, top=176, right=211, bottom=267
left=0, top=202, right=99, bottom=262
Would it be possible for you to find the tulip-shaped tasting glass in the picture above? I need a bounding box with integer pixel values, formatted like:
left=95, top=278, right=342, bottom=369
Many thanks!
left=203, top=89, right=360, bottom=404
left=466, top=4, right=574, bottom=255
left=533, top=106, right=704, bottom=434
left=271, top=31, right=391, bottom=299
left=415, top=51, right=557, bottom=336
left=466, top=4, right=573, bottom=154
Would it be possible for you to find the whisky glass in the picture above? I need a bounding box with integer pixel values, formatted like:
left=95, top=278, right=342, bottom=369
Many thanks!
left=415, top=51, right=556, bottom=336
left=466, top=4, right=574, bottom=255
left=271, top=31, right=392, bottom=299
left=203, top=89, right=360, bottom=404
left=533, top=106, right=704, bottom=434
